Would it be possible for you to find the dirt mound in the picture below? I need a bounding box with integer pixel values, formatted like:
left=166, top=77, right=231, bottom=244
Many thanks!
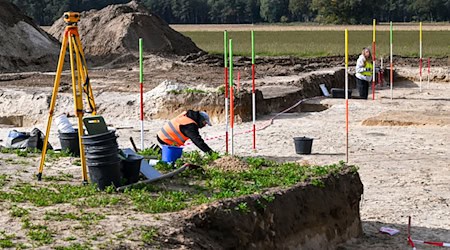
left=210, top=156, right=250, bottom=172
left=48, top=1, right=202, bottom=61
left=0, top=0, right=60, bottom=73
left=362, top=111, right=450, bottom=126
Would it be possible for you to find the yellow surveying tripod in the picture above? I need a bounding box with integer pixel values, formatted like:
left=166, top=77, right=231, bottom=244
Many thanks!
left=37, top=12, right=96, bottom=183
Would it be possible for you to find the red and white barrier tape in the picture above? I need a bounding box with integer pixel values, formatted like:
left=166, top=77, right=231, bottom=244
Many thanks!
left=408, top=216, right=450, bottom=249
left=185, top=96, right=325, bottom=146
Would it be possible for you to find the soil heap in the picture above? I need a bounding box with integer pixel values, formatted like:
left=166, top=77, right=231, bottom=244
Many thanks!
left=0, top=0, right=60, bottom=73
left=48, top=1, right=202, bottom=60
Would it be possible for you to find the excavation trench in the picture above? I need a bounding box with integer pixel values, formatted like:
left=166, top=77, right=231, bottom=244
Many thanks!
left=149, top=68, right=354, bottom=123
left=165, top=170, right=364, bottom=249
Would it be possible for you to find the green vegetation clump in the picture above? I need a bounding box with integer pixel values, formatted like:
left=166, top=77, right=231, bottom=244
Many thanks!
left=167, top=88, right=207, bottom=95
left=0, top=154, right=356, bottom=214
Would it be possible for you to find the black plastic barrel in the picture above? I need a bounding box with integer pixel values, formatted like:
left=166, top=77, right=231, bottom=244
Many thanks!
left=294, top=137, right=314, bottom=155
left=88, top=161, right=122, bottom=190
left=82, top=130, right=121, bottom=190
left=120, top=154, right=143, bottom=185
left=58, top=130, right=80, bottom=156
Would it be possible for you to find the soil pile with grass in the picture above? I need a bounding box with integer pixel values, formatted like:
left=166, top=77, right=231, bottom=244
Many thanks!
left=48, top=1, right=202, bottom=61
left=0, top=0, right=60, bottom=73
left=210, top=155, right=250, bottom=172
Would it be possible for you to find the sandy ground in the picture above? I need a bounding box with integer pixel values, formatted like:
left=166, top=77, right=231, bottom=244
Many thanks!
left=1, top=76, right=450, bottom=248
left=171, top=23, right=450, bottom=32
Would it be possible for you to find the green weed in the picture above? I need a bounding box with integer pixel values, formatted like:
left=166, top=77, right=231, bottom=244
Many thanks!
left=10, top=206, right=29, bottom=217
left=0, top=231, right=15, bottom=248
left=27, top=227, right=53, bottom=245
left=138, top=148, right=161, bottom=158
left=46, top=149, right=73, bottom=160
left=141, top=226, right=158, bottom=244
left=42, top=173, right=74, bottom=182
left=44, top=210, right=105, bottom=223
left=75, top=195, right=121, bottom=208
left=235, top=202, right=250, bottom=213
left=168, top=88, right=207, bottom=95
left=55, top=243, right=92, bottom=250
left=0, top=174, right=8, bottom=187
left=0, top=183, right=98, bottom=206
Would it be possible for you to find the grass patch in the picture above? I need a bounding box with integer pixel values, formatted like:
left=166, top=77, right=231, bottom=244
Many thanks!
left=44, top=210, right=106, bottom=223
left=55, top=243, right=92, bottom=250
left=138, top=147, right=161, bottom=159
left=141, top=226, right=158, bottom=244
left=182, top=30, right=450, bottom=58
left=0, top=174, right=8, bottom=187
left=167, top=88, right=207, bottom=95
left=27, top=227, right=53, bottom=245
left=0, top=231, right=16, bottom=248
left=10, top=205, right=29, bottom=217
left=0, top=148, right=33, bottom=157
left=0, top=152, right=356, bottom=216
left=0, top=183, right=98, bottom=206
left=42, top=173, right=74, bottom=182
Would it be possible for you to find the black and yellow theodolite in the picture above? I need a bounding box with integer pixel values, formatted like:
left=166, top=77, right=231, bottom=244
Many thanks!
left=37, top=12, right=96, bottom=183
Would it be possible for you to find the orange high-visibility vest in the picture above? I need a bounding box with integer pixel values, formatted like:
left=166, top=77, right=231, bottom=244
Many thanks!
left=157, top=112, right=197, bottom=146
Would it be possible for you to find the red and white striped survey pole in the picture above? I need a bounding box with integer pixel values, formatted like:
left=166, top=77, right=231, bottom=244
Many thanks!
left=390, top=21, right=394, bottom=100
left=139, top=38, right=144, bottom=150
left=251, top=30, right=256, bottom=151
left=345, top=29, right=349, bottom=163
left=372, top=19, right=376, bottom=100
left=229, top=39, right=235, bottom=155
left=224, top=31, right=229, bottom=153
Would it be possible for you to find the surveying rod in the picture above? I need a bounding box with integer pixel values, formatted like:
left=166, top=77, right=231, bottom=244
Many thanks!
left=251, top=30, right=256, bottom=151
left=224, top=31, right=229, bottom=153
left=419, top=22, right=423, bottom=92
left=229, top=39, right=234, bottom=155
left=372, top=19, right=376, bottom=100
left=390, top=21, right=394, bottom=100
left=345, top=29, right=349, bottom=163
left=139, top=38, right=144, bottom=150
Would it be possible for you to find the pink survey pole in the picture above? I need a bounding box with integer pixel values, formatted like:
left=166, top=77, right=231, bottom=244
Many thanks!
left=237, top=71, right=241, bottom=92
left=139, top=38, right=144, bottom=150
left=224, top=31, right=229, bottom=153
left=427, top=57, right=431, bottom=88
left=251, top=31, right=256, bottom=151
left=419, top=22, right=423, bottom=92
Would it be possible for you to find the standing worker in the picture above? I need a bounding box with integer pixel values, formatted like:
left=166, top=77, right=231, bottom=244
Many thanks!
left=355, top=48, right=373, bottom=99
left=157, top=110, right=214, bottom=153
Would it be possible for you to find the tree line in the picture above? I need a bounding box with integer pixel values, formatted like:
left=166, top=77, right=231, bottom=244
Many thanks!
left=8, top=0, right=450, bottom=26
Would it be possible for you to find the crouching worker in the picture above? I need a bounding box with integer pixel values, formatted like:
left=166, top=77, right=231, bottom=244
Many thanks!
left=157, top=110, right=214, bottom=154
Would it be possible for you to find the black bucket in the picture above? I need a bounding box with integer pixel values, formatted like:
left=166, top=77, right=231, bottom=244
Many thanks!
left=59, top=130, right=80, bottom=156
left=294, top=137, right=314, bottom=155
left=88, top=161, right=122, bottom=190
left=82, top=130, right=121, bottom=190
left=120, top=155, right=143, bottom=185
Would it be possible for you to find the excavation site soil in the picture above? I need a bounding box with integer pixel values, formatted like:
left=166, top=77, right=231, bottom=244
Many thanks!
left=1, top=1, right=450, bottom=249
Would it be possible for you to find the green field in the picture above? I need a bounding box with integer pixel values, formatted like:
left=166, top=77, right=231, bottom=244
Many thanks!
left=182, top=31, right=450, bottom=58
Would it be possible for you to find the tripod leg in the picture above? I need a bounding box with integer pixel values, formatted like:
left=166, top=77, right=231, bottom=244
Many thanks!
left=69, top=35, right=89, bottom=183
left=74, top=35, right=96, bottom=115
left=37, top=33, right=69, bottom=181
